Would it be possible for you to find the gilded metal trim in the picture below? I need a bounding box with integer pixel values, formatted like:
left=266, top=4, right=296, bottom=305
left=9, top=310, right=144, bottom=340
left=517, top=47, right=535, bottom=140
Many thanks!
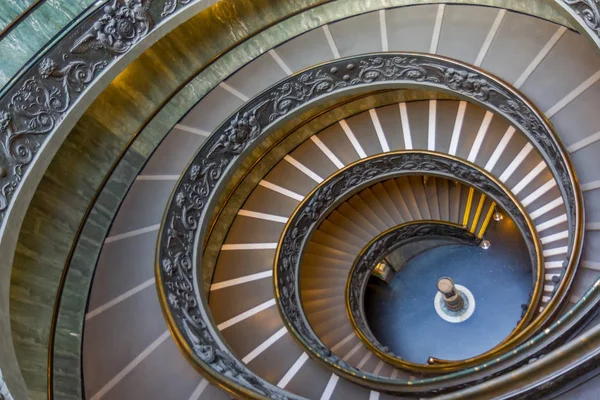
left=470, top=193, right=486, bottom=234
left=0, top=0, right=44, bottom=40
left=434, top=283, right=600, bottom=399
left=0, top=0, right=228, bottom=219
left=0, top=0, right=590, bottom=398
left=462, top=187, right=475, bottom=228
left=345, top=199, right=530, bottom=370
left=477, top=201, right=496, bottom=239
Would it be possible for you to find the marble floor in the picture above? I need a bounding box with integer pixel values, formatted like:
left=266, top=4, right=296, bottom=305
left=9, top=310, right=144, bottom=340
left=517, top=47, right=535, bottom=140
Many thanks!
left=364, top=217, right=533, bottom=363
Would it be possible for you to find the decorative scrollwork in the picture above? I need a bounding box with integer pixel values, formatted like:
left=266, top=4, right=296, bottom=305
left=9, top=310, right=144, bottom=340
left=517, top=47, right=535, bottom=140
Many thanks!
left=0, top=0, right=158, bottom=220
left=0, top=58, right=106, bottom=214
left=161, top=0, right=192, bottom=17
left=0, top=367, right=12, bottom=400
left=346, top=222, right=480, bottom=358
left=270, top=69, right=349, bottom=120
left=158, top=54, right=580, bottom=396
left=70, top=0, right=154, bottom=54
left=160, top=95, right=295, bottom=398
left=180, top=320, right=288, bottom=398
left=563, top=0, right=600, bottom=36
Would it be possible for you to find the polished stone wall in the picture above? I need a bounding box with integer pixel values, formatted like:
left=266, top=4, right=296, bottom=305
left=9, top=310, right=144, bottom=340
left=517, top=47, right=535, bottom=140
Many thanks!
left=0, top=0, right=96, bottom=86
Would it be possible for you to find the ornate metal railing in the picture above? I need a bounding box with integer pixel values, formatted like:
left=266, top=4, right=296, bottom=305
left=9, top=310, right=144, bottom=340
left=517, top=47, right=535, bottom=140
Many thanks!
left=0, top=367, right=13, bottom=400
left=345, top=221, right=480, bottom=364
left=276, top=151, right=543, bottom=378
left=0, top=0, right=592, bottom=398
left=80, top=1, right=600, bottom=398
left=555, top=0, right=600, bottom=50
left=156, top=52, right=584, bottom=397
left=0, top=0, right=224, bottom=219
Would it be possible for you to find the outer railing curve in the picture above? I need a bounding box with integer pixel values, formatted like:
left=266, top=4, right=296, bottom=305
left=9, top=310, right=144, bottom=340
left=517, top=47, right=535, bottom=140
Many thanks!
left=157, top=52, right=583, bottom=397
left=275, top=151, right=542, bottom=380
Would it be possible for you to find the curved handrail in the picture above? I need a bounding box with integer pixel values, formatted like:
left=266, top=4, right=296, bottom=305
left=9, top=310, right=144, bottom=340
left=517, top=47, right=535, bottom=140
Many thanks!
left=435, top=280, right=600, bottom=399
left=345, top=219, right=536, bottom=368
left=275, top=151, right=542, bottom=379
left=157, top=52, right=582, bottom=397
left=555, top=0, right=600, bottom=51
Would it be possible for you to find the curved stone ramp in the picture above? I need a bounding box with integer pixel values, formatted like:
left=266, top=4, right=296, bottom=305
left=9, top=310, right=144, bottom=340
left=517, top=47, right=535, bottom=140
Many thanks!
left=300, top=176, right=493, bottom=356
left=82, top=5, right=600, bottom=399
left=206, top=98, right=556, bottom=398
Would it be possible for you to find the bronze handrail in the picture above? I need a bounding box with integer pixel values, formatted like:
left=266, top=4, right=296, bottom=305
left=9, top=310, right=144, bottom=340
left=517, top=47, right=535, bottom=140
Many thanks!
left=345, top=220, right=480, bottom=364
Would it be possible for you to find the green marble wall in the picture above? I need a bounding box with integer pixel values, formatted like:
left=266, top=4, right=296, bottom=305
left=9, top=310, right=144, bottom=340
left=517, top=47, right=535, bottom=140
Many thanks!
left=0, top=0, right=96, bottom=87
left=0, top=1, right=36, bottom=29
left=5, top=0, right=577, bottom=399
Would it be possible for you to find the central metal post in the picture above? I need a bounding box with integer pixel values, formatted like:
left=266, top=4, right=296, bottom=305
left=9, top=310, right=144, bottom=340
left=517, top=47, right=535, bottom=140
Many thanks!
left=437, top=277, right=464, bottom=311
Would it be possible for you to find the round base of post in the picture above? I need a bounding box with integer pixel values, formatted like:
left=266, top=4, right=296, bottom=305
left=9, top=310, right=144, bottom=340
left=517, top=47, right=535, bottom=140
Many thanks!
left=434, top=284, right=475, bottom=323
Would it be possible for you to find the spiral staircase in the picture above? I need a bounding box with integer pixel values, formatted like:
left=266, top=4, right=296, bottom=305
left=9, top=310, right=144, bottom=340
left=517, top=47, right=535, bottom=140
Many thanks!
left=3, top=1, right=600, bottom=400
